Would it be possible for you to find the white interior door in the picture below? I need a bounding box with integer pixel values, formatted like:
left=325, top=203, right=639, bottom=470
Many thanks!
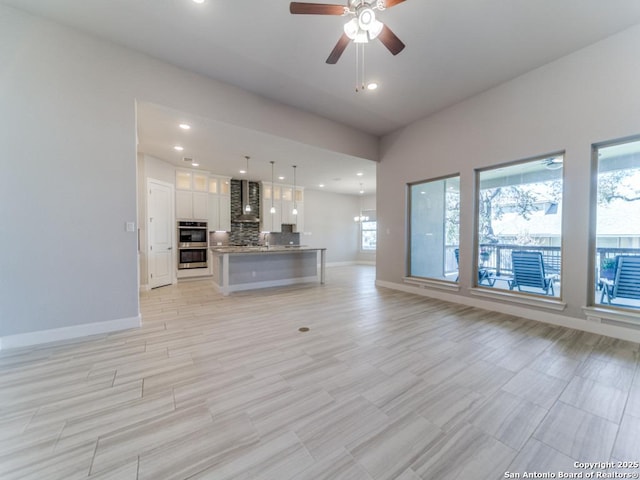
left=148, top=179, right=174, bottom=288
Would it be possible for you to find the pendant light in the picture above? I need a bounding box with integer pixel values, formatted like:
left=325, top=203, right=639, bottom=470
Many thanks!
left=354, top=183, right=369, bottom=222
left=269, top=161, right=276, bottom=214
left=244, top=155, right=251, bottom=213
left=292, top=165, right=298, bottom=216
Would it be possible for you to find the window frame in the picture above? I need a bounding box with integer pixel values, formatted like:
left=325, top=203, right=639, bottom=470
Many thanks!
left=473, top=151, right=565, bottom=297
left=360, top=209, right=377, bottom=252
left=588, top=134, right=640, bottom=313
left=406, top=173, right=461, bottom=282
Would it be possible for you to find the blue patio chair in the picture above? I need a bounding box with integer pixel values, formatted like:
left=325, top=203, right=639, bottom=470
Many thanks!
left=454, top=247, right=495, bottom=286
left=508, top=251, right=555, bottom=295
left=600, top=255, right=640, bottom=304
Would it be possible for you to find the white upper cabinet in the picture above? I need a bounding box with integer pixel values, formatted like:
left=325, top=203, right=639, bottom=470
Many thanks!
left=176, top=169, right=230, bottom=224
left=261, top=182, right=282, bottom=233
left=192, top=173, right=208, bottom=192
left=218, top=195, right=231, bottom=232
left=208, top=175, right=231, bottom=231
left=176, top=170, right=192, bottom=190
left=192, top=192, right=208, bottom=220
left=175, top=190, right=193, bottom=219
left=261, top=182, right=303, bottom=232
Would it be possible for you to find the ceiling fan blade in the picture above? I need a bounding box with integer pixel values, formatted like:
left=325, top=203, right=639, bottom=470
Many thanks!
left=326, top=33, right=350, bottom=64
left=289, top=2, right=346, bottom=15
left=384, top=0, right=406, bottom=7
left=378, top=24, right=405, bottom=55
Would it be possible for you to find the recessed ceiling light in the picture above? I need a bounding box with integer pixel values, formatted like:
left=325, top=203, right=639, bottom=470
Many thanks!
left=356, top=172, right=363, bottom=176
left=239, top=169, right=247, bottom=174
left=179, top=123, right=191, bottom=130
left=319, top=184, right=325, bottom=188
left=174, top=145, right=184, bottom=151
left=359, top=190, right=365, bottom=194
left=191, top=162, right=199, bottom=167
left=278, top=176, right=285, bottom=180
left=192, top=0, right=205, bottom=4
left=367, top=82, right=378, bottom=91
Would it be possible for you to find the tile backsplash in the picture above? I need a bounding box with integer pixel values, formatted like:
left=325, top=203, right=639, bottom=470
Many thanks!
left=229, top=221, right=260, bottom=246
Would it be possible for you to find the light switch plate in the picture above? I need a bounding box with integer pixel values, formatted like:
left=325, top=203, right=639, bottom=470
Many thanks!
left=126, top=221, right=135, bottom=232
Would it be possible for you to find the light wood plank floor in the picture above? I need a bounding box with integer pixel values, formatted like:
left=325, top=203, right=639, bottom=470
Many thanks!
left=1, top=265, right=639, bottom=479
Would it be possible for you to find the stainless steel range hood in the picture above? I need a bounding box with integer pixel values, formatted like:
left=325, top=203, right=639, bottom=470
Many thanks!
left=235, top=180, right=260, bottom=223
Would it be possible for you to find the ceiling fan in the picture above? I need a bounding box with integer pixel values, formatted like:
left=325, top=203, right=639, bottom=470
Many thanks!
left=289, top=0, right=407, bottom=64
left=543, top=157, right=564, bottom=170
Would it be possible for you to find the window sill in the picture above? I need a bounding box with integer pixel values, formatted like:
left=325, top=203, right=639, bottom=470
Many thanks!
left=469, top=287, right=567, bottom=311
left=403, top=276, right=460, bottom=292
left=582, top=306, right=640, bottom=328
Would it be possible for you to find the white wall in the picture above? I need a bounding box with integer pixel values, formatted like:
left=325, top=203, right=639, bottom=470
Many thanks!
left=303, top=190, right=361, bottom=264
left=377, top=23, right=640, bottom=325
left=0, top=5, right=378, bottom=345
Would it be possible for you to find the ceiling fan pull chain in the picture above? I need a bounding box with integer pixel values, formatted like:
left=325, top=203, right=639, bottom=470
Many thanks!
left=362, top=43, right=366, bottom=91
left=355, top=42, right=359, bottom=92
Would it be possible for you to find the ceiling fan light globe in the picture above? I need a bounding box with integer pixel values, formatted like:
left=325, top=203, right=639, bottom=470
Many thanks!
left=368, top=19, right=383, bottom=39
left=344, top=18, right=358, bottom=40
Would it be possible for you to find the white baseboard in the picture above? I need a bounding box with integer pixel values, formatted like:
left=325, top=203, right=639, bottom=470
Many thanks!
left=139, top=284, right=150, bottom=292
left=375, top=280, right=640, bottom=344
left=0, top=315, right=141, bottom=351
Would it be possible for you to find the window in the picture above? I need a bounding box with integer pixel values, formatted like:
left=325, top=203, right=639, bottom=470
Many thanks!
left=593, top=138, right=640, bottom=310
left=476, top=154, right=564, bottom=296
left=408, top=176, right=460, bottom=281
left=360, top=210, right=377, bottom=251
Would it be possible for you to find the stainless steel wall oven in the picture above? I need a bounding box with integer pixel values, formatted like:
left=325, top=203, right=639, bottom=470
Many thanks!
left=178, top=221, right=208, bottom=269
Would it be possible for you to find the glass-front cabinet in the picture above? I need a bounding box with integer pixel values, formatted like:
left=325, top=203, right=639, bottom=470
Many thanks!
left=176, top=170, right=192, bottom=190
left=175, top=169, right=230, bottom=229
left=260, top=182, right=303, bottom=233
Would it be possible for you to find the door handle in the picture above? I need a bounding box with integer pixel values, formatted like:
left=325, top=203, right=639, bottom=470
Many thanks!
left=167, top=247, right=173, bottom=250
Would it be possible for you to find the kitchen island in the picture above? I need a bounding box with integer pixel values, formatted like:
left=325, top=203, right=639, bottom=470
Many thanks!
left=209, top=246, right=326, bottom=295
